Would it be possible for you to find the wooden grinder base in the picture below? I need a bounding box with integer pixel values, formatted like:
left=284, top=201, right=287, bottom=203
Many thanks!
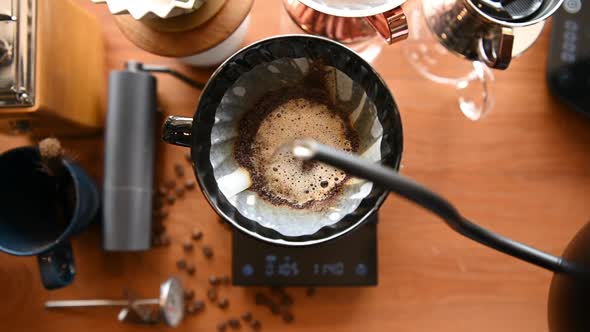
left=114, top=0, right=254, bottom=58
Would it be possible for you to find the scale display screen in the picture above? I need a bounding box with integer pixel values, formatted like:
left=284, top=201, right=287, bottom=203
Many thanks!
left=232, top=214, right=377, bottom=286
left=547, top=0, right=590, bottom=114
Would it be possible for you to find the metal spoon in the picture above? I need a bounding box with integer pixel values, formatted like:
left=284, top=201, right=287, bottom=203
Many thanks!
left=45, top=277, right=184, bottom=327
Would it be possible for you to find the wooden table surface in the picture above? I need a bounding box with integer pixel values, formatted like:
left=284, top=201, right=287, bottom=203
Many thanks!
left=1, top=1, right=590, bottom=332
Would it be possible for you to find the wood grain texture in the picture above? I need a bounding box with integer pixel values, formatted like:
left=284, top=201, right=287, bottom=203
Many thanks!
left=1, top=1, right=589, bottom=332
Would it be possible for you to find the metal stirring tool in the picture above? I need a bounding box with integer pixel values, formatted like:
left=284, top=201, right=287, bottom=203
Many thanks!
left=45, top=277, right=184, bottom=327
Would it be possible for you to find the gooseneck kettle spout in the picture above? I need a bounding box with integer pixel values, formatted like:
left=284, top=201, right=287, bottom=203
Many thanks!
left=287, top=139, right=588, bottom=278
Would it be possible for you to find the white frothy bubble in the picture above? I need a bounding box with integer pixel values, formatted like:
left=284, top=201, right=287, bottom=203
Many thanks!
left=233, top=86, right=246, bottom=96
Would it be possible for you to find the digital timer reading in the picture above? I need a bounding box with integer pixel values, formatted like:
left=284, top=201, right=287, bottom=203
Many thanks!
left=561, top=20, right=579, bottom=63
left=313, top=263, right=345, bottom=276
left=264, top=255, right=300, bottom=277
left=231, top=214, right=378, bottom=286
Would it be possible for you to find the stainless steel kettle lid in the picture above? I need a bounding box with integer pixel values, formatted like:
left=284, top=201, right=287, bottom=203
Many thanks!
left=474, top=0, right=544, bottom=21
left=468, top=0, right=564, bottom=25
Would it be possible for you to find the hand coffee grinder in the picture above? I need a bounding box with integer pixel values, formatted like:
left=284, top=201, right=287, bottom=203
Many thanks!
left=94, top=0, right=253, bottom=67
left=0, top=0, right=105, bottom=137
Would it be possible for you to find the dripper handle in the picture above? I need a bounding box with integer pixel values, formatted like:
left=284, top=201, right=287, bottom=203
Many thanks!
left=162, top=116, right=193, bottom=147
left=478, top=27, right=514, bottom=70
left=365, top=7, right=409, bottom=45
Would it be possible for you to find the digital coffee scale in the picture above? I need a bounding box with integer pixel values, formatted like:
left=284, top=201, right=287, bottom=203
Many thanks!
left=232, top=212, right=378, bottom=286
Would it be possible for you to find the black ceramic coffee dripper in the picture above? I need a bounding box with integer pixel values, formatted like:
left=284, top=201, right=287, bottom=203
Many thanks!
left=285, top=139, right=590, bottom=332
left=163, top=35, right=403, bottom=245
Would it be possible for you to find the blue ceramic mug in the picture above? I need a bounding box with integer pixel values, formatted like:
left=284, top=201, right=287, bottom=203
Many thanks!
left=0, top=147, right=99, bottom=289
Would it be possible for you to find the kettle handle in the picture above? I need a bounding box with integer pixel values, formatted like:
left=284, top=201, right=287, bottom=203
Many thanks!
left=162, top=116, right=193, bottom=147
left=477, top=27, right=514, bottom=70
left=365, top=7, right=409, bottom=45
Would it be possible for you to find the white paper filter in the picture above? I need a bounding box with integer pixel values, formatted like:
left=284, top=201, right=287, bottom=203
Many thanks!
left=210, top=57, right=383, bottom=237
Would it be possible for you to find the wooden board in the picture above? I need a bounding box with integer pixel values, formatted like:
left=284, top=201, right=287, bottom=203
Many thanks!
left=0, top=1, right=589, bottom=332
left=141, top=0, right=228, bottom=33
left=114, top=0, right=254, bottom=57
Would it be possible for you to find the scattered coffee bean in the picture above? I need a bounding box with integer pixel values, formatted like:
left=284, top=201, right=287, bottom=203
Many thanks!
left=280, top=293, right=293, bottom=306
left=186, top=300, right=204, bottom=314
left=209, top=276, right=219, bottom=286
left=306, top=287, right=316, bottom=297
left=241, top=312, right=252, bottom=322
left=203, top=246, right=214, bottom=259
left=160, top=234, right=171, bottom=246
left=186, top=263, right=196, bottom=275
left=194, top=300, right=205, bottom=311
left=183, top=240, right=194, bottom=252
left=185, top=305, right=195, bottom=314
left=186, top=300, right=203, bottom=314
left=174, top=163, right=185, bottom=178
left=165, top=180, right=176, bottom=190
left=255, top=293, right=270, bottom=306
left=185, top=179, right=196, bottom=190
left=191, top=229, right=203, bottom=241
left=228, top=318, right=241, bottom=329
left=153, top=195, right=163, bottom=209
left=176, top=259, right=187, bottom=270
left=154, top=207, right=169, bottom=220
left=270, top=287, right=283, bottom=296
left=219, top=275, right=231, bottom=285
left=250, top=320, right=261, bottom=331
left=207, top=288, right=218, bottom=302
left=217, top=298, right=229, bottom=309
left=270, top=303, right=280, bottom=315
left=152, top=237, right=161, bottom=247
left=167, top=195, right=176, bottom=205
left=217, top=321, right=227, bottom=332
left=158, top=187, right=167, bottom=197
left=176, top=187, right=185, bottom=198
left=153, top=223, right=166, bottom=235
left=185, top=151, right=192, bottom=163
left=184, top=289, right=195, bottom=301
left=282, top=311, right=294, bottom=323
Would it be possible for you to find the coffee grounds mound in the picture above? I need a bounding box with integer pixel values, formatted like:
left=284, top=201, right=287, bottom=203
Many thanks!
left=234, top=65, right=359, bottom=210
